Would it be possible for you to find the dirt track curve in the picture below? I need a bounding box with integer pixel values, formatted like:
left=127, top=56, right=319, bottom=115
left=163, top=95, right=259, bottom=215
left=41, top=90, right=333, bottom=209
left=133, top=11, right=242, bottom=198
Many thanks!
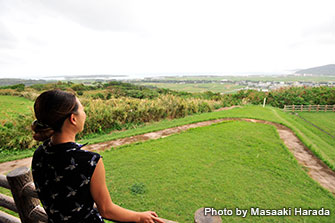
left=1, top=107, right=335, bottom=194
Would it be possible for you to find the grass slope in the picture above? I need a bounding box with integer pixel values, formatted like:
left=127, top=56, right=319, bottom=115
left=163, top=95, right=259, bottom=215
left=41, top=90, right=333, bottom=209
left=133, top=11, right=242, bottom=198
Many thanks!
left=270, top=109, right=335, bottom=170
left=102, top=121, right=335, bottom=222
left=298, top=112, right=335, bottom=136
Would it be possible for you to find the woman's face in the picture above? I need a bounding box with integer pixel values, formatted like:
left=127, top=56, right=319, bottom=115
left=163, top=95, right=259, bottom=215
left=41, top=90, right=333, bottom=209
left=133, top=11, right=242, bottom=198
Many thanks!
left=75, top=98, right=86, bottom=132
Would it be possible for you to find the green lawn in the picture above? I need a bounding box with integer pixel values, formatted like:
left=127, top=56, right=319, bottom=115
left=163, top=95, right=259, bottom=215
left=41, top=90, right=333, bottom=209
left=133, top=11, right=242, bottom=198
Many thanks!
left=0, top=95, right=33, bottom=120
left=102, top=121, right=335, bottom=222
left=81, top=106, right=285, bottom=145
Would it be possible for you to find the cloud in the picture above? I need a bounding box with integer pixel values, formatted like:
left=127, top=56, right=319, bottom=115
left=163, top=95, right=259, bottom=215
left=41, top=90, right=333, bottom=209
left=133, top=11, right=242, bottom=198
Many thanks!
left=0, top=0, right=335, bottom=77
left=0, top=22, right=17, bottom=49
left=37, top=0, right=139, bottom=32
left=302, top=17, right=335, bottom=45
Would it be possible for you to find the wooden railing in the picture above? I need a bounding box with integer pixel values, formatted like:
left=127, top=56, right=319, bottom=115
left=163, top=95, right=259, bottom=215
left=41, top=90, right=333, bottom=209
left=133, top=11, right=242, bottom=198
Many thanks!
left=0, top=167, right=47, bottom=223
left=0, top=167, right=220, bottom=223
left=283, top=105, right=335, bottom=112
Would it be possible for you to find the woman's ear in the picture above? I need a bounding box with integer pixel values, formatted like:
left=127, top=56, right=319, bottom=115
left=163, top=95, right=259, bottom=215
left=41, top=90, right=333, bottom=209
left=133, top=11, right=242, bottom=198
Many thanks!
left=69, top=113, right=77, bottom=125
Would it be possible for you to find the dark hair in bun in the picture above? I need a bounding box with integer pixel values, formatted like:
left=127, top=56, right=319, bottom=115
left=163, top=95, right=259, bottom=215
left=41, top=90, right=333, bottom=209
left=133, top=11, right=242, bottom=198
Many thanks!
left=31, top=90, right=78, bottom=141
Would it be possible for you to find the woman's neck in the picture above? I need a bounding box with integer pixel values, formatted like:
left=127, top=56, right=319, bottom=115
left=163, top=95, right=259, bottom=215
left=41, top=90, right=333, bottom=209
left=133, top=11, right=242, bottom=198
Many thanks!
left=51, top=131, right=76, bottom=145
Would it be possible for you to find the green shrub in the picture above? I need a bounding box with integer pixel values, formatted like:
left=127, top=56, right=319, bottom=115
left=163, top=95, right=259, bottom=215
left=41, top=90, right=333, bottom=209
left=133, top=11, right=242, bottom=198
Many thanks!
left=129, top=182, right=147, bottom=195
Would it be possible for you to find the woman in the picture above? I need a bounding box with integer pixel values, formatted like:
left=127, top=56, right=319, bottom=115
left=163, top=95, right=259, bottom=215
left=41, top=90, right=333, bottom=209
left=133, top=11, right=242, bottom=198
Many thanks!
left=31, top=89, right=164, bottom=223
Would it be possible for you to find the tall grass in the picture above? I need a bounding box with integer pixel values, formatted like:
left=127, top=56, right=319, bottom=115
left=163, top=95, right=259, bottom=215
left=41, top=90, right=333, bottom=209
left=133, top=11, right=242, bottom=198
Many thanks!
left=0, top=89, right=38, bottom=101
left=0, top=95, right=221, bottom=151
left=80, top=95, right=220, bottom=136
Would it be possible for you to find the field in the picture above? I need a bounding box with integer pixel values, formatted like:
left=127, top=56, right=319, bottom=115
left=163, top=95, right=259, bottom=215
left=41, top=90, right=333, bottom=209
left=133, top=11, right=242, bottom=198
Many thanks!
left=130, top=75, right=335, bottom=95
left=147, top=75, right=335, bottom=82
left=134, top=82, right=243, bottom=93
left=0, top=95, right=33, bottom=119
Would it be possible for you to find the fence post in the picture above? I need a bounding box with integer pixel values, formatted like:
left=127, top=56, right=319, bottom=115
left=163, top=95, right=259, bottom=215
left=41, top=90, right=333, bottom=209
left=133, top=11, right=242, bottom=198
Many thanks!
left=263, top=98, right=267, bottom=108
left=325, top=105, right=327, bottom=112
left=300, top=105, right=303, bottom=112
left=333, top=105, right=335, bottom=112
left=309, top=105, right=311, bottom=112
left=194, top=208, right=222, bottom=223
left=6, top=167, right=40, bottom=223
left=0, top=210, right=21, bottom=223
left=317, top=105, right=319, bottom=112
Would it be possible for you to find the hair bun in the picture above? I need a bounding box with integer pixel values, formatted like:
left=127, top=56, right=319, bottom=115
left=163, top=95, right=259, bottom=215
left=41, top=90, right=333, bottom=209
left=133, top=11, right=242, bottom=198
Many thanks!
left=31, top=120, right=55, bottom=141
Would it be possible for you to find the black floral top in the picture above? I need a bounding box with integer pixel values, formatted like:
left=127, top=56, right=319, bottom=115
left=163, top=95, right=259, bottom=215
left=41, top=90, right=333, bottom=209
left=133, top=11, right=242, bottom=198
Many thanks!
left=32, top=139, right=104, bottom=223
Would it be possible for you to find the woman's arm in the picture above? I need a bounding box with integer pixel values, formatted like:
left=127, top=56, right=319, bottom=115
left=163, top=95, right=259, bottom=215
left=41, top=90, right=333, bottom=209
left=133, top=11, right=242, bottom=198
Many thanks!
left=90, top=159, right=164, bottom=223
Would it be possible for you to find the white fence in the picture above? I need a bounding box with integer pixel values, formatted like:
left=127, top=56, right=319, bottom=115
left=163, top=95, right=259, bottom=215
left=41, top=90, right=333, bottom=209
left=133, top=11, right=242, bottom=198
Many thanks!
left=284, top=105, right=335, bottom=112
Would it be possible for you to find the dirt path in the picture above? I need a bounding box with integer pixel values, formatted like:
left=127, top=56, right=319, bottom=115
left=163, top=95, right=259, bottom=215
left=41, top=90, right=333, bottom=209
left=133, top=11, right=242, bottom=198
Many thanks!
left=1, top=111, right=334, bottom=194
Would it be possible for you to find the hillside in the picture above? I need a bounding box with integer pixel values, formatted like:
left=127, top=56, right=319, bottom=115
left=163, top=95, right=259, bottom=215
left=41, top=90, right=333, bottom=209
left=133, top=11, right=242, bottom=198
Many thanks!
left=296, top=64, right=335, bottom=76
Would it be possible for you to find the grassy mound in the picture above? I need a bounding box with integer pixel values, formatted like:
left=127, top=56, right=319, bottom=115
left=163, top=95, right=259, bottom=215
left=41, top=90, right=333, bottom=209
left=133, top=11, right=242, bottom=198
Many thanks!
left=101, top=121, right=335, bottom=222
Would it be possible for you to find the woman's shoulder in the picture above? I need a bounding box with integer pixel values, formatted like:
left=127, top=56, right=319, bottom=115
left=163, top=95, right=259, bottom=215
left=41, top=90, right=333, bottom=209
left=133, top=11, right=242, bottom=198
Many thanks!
left=67, top=148, right=102, bottom=166
left=68, top=146, right=101, bottom=157
left=66, top=149, right=102, bottom=178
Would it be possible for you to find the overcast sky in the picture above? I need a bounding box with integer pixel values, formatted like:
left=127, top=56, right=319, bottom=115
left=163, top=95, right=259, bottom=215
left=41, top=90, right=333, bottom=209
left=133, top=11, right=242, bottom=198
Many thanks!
left=0, top=0, right=335, bottom=78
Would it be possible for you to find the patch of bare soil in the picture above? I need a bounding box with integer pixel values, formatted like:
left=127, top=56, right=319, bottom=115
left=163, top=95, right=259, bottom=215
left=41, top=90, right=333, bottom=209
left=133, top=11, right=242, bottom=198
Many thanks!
left=1, top=108, right=334, bottom=194
left=214, top=105, right=241, bottom=111
left=0, top=157, right=33, bottom=175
